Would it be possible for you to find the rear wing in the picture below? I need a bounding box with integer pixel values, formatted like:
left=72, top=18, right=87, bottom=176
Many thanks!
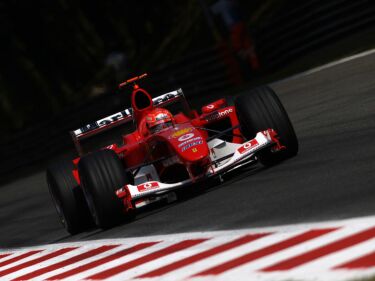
left=71, top=88, right=190, bottom=155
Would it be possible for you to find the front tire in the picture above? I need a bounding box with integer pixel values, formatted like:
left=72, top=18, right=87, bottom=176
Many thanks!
left=235, top=86, right=298, bottom=166
left=47, top=160, right=92, bottom=234
left=78, top=149, right=131, bottom=229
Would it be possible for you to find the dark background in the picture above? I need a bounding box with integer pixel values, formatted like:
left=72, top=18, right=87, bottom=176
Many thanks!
left=0, top=0, right=375, bottom=251
left=0, top=0, right=374, bottom=176
left=0, top=0, right=251, bottom=134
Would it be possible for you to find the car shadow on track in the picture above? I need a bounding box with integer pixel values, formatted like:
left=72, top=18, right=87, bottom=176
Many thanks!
left=51, top=163, right=267, bottom=243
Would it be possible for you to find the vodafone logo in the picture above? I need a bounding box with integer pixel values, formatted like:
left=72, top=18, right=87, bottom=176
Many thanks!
left=205, top=108, right=233, bottom=121
left=137, top=182, right=159, bottom=192
left=178, top=133, right=194, bottom=142
left=243, top=142, right=253, bottom=149
left=238, top=139, right=259, bottom=154
left=207, top=104, right=215, bottom=109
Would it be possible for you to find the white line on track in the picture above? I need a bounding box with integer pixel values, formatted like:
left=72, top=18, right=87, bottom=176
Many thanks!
left=274, top=48, right=375, bottom=83
left=1, top=215, right=375, bottom=281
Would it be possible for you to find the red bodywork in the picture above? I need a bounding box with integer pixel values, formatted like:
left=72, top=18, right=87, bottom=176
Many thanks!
left=71, top=73, right=283, bottom=212
left=72, top=81, right=244, bottom=186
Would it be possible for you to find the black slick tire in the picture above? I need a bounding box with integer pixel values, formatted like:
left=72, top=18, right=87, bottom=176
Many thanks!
left=78, top=149, right=131, bottom=229
left=47, top=160, right=92, bottom=234
left=235, top=86, right=298, bottom=166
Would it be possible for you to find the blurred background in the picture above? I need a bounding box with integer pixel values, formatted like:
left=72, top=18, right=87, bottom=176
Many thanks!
left=0, top=0, right=374, bottom=176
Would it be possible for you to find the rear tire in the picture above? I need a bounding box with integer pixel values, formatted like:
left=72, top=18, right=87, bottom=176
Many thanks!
left=78, top=149, right=131, bottom=229
left=47, top=160, right=92, bottom=234
left=235, top=86, right=298, bottom=166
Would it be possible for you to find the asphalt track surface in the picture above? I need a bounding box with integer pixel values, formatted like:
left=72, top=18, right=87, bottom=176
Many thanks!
left=1, top=52, right=375, bottom=249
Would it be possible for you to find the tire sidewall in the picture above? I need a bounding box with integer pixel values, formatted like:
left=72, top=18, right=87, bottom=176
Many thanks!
left=235, top=86, right=298, bottom=165
left=78, top=149, right=129, bottom=228
left=46, top=160, right=91, bottom=234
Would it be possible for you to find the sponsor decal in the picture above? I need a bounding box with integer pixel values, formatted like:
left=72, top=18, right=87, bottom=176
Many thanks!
left=192, top=148, right=198, bottom=153
left=75, top=108, right=132, bottom=136
left=178, top=136, right=203, bottom=147
left=205, top=108, right=233, bottom=121
left=181, top=140, right=203, bottom=152
left=178, top=133, right=195, bottom=142
left=207, top=104, right=215, bottom=109
left=238, top=139, right=259, bottom=154
left=75, top=90, right=182, bottom=136
left=171, top=128, right=193, bottom=138
left=137, top=182, right=159, bottom=192
left=153, top=92, right=180, bottom=105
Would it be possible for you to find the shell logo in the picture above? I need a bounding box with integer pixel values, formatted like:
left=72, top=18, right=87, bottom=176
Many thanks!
left=171, top=128, right=192, bottom=138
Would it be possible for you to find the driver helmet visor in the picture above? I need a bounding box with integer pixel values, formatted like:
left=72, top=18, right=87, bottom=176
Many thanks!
left=149, top=121, right=173, bottom=134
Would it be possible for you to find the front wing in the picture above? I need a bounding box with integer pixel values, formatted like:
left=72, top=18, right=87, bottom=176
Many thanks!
left=116, top=129, right=280, bottom=209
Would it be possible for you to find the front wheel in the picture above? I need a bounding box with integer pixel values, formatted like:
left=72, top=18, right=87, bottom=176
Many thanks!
left=47, top=160, right=92, bottom=234
left=78, top=149, right=132, bottom=229
left=235, top=86, right=298, bottom=166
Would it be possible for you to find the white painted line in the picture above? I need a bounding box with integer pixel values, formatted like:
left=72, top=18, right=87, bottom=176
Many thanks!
left=273, top=48, right=375, bottom=84
left=1, top=216, right=375, bottom=281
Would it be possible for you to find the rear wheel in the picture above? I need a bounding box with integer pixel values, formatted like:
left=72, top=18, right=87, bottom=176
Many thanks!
left=78, top=149, right=132, bottom=229
left=47, top=160, right=92, bottom=234
left=235, top=86, right=298, bottom=166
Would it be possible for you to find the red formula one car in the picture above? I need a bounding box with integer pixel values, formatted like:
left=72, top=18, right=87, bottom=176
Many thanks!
left=47, top=74, right=298, bottom=234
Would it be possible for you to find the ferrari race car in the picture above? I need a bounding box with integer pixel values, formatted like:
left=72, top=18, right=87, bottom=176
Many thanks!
left=47, top=74, right=298, bottom=234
